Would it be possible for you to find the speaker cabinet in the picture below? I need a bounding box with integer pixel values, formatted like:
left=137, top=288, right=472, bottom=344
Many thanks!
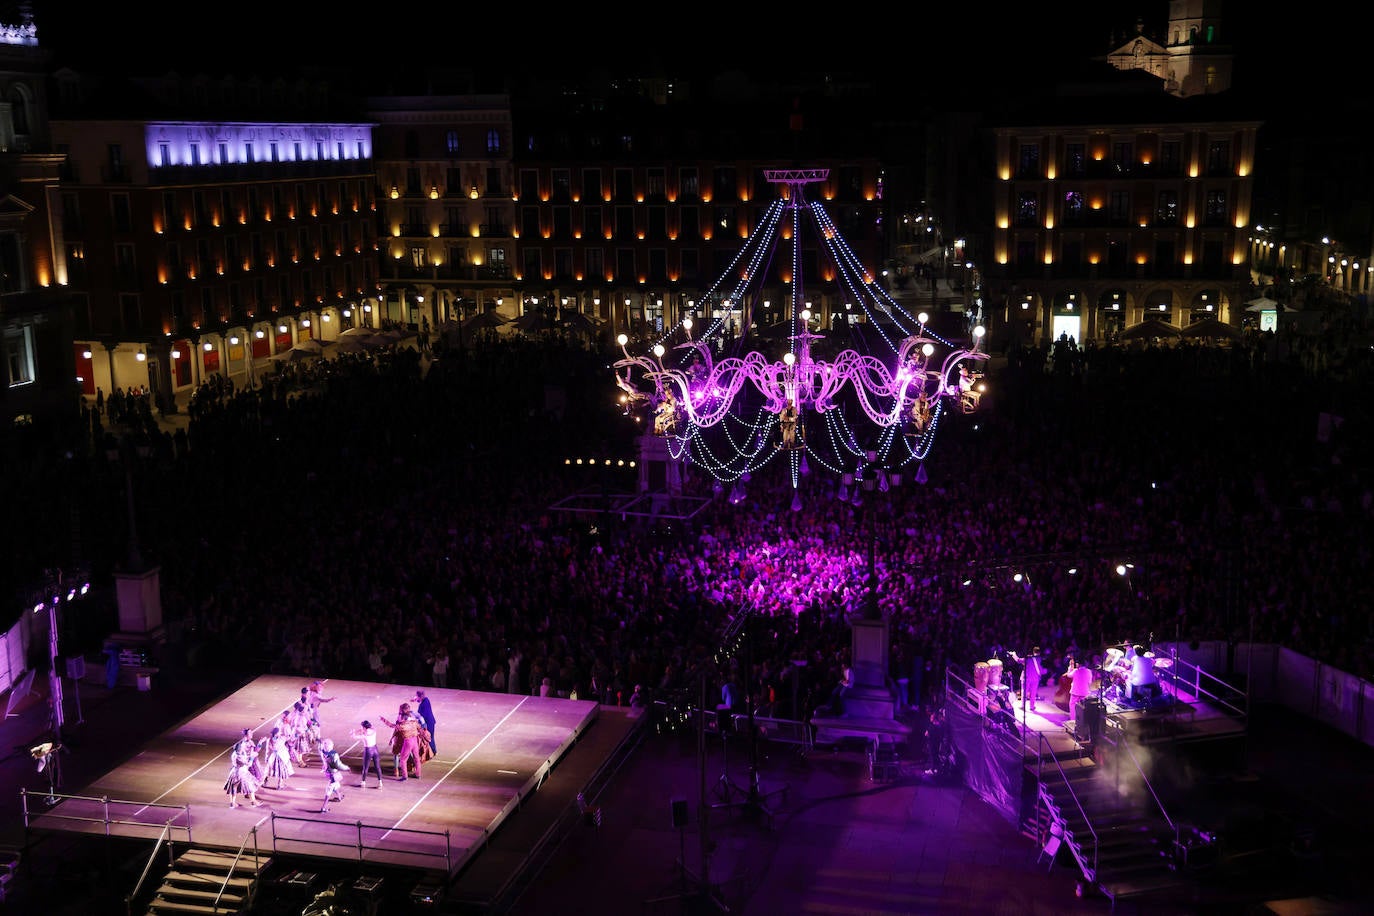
left=1074, top=697, right=1104, bottom=743
left=670, top=798, right=689, bottom=828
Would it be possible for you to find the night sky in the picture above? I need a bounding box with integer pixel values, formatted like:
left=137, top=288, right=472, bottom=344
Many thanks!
left=28, top=4, right=1374, bottom=110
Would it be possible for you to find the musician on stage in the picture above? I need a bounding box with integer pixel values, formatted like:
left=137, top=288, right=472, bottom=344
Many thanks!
left=1068, top=654, right=1097, bottom=714
left=1126, top=644, right=1159, bottom=701
left=1009, top=647, right=1045, bottom=712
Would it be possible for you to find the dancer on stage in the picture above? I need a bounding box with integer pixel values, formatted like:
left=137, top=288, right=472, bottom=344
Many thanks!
left=260, top=725, right=295, bottom=789
left=306, top=681, right=335, bottom=720
left=350, top=720, right=385, bottom=789
left=299, top=682, right=334, bottom=759
left=284, top=700, right=311, bottom=766
left=317, top=738, right=349, bottom=813
left=224, top=728, right=264, bottom=808
left=411, top=688, right=438, bottom=754
left=380, top=703, right=423, bottom=781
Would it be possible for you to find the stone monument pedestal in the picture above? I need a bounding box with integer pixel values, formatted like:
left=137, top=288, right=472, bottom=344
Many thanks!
left=115, top=565, right=164, bottom=639
left=637, top=434, right=683, bottom=497
left=812, top=615, right=912, bottom=749
left=108, top=566, right=165, bottom=689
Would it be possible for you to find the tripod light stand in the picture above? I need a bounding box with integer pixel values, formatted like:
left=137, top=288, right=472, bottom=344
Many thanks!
left=708, top=608, right=786, bottom=826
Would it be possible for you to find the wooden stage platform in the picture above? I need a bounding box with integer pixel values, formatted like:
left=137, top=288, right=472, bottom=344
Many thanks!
left=25, top=675, right=642, bottom=898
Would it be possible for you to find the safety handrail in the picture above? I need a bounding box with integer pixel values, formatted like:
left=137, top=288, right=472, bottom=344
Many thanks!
left=1037, top=728, right=1099, bottom=881
left=124, top=818, right=178, bottom=916
left=1157, top=645, right=1248, bottom=721
left=20, top=788, right=192, bottom=841
left=269, top=812, right=453, bottom=873
left=943, top=672, right=1097, bottom=877
left=212, top=812, right=270, bottom=913
left=1100, top=719, right=1175, bottom=832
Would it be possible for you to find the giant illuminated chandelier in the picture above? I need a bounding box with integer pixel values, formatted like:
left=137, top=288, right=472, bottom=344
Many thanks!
left=614, top=169, right=986, bottom=501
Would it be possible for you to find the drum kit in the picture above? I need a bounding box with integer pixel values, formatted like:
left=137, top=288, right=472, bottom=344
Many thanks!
left=1099, top=644, right=1173, bottom=703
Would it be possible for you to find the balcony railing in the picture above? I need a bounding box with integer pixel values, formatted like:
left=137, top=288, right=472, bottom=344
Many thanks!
left=480, top=223, right=511, bottom=237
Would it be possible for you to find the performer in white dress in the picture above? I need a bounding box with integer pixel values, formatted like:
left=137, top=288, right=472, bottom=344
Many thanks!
left=286, top=700, right=312, bottom=765
left=224, top=728, right=264, bottom=808
left=260, top=725, right=295, bottom=789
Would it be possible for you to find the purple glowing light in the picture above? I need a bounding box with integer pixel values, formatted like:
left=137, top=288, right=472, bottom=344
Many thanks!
left=144, top=122, right=374, bottom=169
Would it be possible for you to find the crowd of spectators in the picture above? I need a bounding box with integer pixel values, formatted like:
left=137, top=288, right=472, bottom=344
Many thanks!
left=6, top=320, right=1373, bottom=734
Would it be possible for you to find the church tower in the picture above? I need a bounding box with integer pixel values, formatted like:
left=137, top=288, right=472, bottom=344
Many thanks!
left=1106, top=1, right=1233, bottom=97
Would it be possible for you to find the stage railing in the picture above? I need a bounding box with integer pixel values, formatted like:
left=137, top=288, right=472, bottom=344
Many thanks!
left=215, top=813, right=269, bottom=912
left=268, top=811, right=452, bottom=874
left=21, top=788, right=192, bottom=843
left=1158, top=651, right=1248, bottom=723
left=943, top=666, right=982, bottom=716
left=1032, top=728, right=1099, bottom=882
left=124, top=818, right=183, bottom=916
left=945, top=666, right=1099, bottom=878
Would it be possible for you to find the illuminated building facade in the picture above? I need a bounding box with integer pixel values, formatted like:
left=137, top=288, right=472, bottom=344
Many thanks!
left=49, top=76, right=378, bottom=404
left=0, top=5, right=72, bottom=427
left=504, top=77, right=886, bottom=337
left=367, top=93, right=517, bottom=329
left=984, top=102, right=1260, bottom=346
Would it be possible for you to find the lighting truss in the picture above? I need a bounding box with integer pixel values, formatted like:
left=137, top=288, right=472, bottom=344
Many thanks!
left=614, top=168, right=987, bottom=496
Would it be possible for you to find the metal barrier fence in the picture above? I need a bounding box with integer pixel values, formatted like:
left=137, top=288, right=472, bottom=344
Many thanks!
left=268, top=811, right=453, bottom=874
left=21, top=788, right=192, bottom=842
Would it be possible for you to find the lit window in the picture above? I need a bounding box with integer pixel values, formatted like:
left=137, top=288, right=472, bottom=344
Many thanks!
left=4, top=325, right=35, bottom=387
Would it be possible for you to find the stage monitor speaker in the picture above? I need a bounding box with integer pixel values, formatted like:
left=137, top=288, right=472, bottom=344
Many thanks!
left=670, top=798, right=689, bottom=828
left=1074, top=697, right=1104, bottom=743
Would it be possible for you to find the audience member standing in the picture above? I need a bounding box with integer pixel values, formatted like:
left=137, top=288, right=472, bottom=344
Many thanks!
left=507, top=648, right=523, bottom=695
left=431, top=647, right=449, bottom=688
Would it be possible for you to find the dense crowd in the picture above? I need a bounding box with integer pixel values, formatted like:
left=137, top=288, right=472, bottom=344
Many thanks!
left=6, top=321, right=1373, bottom=731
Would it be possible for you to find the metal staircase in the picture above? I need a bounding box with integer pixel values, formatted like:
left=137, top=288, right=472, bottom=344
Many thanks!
left=1035, top=738, right=1191, bottom=908
left=144, top=846, right=272, bottom=916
